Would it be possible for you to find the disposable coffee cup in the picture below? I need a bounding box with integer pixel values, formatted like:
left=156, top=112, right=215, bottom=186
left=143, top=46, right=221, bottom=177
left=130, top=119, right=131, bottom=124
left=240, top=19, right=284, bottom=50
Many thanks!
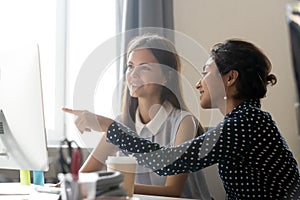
left=106, top=155, right=137, bottom=197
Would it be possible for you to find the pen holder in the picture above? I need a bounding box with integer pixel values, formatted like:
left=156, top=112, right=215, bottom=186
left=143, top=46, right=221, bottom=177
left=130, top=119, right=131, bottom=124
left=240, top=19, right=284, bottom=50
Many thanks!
left=58, top=172, right=99, bottom=200
left=58, top=173, right=81, bottom=200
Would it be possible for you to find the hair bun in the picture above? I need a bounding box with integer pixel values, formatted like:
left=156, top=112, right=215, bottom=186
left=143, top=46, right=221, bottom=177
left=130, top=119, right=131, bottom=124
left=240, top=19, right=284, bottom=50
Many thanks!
left=267, top=74, right=277, bottom=86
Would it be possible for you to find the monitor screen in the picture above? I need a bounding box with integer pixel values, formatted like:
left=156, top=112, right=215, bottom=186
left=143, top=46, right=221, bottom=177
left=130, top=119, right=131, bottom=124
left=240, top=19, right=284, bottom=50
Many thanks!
left=0, top=44, right=49, bottom=171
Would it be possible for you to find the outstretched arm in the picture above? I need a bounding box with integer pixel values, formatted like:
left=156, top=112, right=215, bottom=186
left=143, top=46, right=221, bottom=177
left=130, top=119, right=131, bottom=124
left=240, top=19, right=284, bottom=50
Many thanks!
left=106, top=122, right=202, bottom=174
left=106, top=119, right=239, bottom=176
left=64, top=108, right=243, bottom=177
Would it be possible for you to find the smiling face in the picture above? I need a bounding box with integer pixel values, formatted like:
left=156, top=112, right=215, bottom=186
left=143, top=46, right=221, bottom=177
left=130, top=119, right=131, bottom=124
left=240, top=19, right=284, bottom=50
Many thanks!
left=195, top=57, right=227, bottom=109
left=126, top=48, right=167, bottom=99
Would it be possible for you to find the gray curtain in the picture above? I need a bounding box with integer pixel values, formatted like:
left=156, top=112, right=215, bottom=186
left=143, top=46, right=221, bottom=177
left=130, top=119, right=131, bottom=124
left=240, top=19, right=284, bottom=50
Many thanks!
left=117, top=0, right=175, bottom=72
left=113, top=0, right=175, bottom=114
left=121, top=0, right=174, bottom=31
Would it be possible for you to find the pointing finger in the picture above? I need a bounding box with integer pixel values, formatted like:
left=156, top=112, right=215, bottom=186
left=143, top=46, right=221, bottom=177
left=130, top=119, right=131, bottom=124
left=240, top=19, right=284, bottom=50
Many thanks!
left=62, top=107, right=83, bottom=116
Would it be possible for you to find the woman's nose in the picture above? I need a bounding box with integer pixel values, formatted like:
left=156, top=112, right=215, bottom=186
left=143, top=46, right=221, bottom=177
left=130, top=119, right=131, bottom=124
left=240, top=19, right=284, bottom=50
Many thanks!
left=129, top=67, right=139, bottom=78
left=195, top=79, right=202, bottom=90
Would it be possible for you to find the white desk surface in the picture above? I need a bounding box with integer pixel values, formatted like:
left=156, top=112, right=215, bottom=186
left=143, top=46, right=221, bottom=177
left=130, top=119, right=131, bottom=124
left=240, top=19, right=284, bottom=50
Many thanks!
left=0, top=194, right=191, bottom=200
left=0, top=195, right=192, bottom=200
left=0, top=183, right=60, bottom=200
left=0, top=183, right=194, bottom=200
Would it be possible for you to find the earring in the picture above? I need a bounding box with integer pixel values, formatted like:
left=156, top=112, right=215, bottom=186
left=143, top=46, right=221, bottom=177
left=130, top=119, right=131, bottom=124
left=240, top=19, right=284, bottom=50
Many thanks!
left=224, top=96, right=227, bottom=100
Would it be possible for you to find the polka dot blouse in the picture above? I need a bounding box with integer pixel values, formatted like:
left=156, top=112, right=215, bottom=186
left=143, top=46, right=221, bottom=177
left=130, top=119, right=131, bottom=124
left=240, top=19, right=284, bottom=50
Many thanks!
left=107, top=99, right=300, bottom=199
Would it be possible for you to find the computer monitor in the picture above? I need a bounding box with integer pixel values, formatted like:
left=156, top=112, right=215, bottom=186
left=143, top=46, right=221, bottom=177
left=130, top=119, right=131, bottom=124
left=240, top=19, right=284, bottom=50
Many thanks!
left=0, top=44, right=49, bottom=171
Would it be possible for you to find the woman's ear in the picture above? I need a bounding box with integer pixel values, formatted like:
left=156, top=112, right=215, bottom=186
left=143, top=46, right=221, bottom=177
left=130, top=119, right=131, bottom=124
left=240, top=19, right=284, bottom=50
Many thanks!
left=226, top=70, right=239, bottom=86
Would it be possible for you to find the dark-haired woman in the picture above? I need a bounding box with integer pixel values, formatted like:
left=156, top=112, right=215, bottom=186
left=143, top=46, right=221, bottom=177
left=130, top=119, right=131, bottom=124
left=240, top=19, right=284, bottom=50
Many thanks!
left=65, top=39, right=300, bottom=199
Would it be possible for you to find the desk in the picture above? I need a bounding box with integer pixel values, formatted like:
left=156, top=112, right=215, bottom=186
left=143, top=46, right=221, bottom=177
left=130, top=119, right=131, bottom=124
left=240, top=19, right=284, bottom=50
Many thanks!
left=0, top=194, right=193, bottom=200
left=93, top=195, right=195, bottom=200
left=133, top=194, right=195, bottom=199
left=0, top=183, right=194, bottom=200
left=0, top=183, right=60, bottom=200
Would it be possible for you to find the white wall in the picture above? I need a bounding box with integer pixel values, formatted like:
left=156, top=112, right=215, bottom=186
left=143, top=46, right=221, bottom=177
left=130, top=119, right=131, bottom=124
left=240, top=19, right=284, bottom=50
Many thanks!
left=174, top=0, right=300, bottom=160
left=173, top=1, right=300, bottom=199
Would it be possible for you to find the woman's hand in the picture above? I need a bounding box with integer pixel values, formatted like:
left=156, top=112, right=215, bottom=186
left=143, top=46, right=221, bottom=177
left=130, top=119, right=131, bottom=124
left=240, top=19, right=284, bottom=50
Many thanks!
left=62, top=108, right=114, bottom=133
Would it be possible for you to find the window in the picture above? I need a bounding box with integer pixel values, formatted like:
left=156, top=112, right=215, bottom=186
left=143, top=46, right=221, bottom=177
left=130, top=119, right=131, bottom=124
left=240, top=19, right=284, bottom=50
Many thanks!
left=0, top=0, right=57, bottom=143
left=0, top=0, right=118, bottom=146
left=65, top=0, right=118, bottom=147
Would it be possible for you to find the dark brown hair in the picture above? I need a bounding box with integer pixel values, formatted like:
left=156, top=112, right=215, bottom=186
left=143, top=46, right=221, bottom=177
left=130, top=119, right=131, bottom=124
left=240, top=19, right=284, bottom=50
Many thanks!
left=210, top=39, right=277, bottom=100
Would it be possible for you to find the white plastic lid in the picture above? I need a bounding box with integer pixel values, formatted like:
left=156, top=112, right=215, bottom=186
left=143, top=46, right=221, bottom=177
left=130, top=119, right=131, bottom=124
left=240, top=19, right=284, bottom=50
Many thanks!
left=105, top=155, right=137, bottom=164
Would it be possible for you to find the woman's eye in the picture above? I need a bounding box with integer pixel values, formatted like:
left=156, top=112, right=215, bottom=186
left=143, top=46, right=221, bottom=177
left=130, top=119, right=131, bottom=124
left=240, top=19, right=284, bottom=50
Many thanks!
left=201, top=72, right=208, bottom=76
left=140, top=65, right=151, bottom=71
left=127, top=64, right=133, bottom=70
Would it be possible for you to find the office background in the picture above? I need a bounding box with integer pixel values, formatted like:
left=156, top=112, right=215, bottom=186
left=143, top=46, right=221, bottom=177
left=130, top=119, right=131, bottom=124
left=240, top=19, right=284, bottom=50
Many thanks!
left=178, top=0, right=300, bottom=159
left=0, top=1, right=299, bottom=200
